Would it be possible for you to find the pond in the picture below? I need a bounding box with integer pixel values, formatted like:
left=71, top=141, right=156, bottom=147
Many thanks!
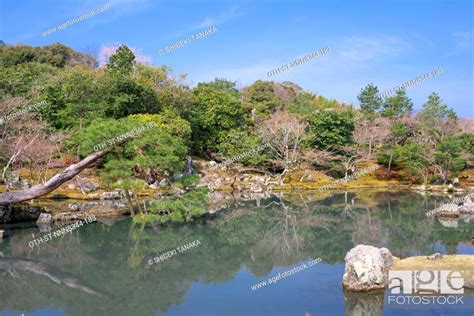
left=0, top=190, right=473, bottom=316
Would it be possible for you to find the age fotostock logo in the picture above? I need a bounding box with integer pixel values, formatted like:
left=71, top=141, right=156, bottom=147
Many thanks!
left=388, top=270, right=464, bottom=305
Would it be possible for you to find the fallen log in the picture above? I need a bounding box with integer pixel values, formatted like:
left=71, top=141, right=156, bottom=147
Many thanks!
left=0, top=150, right=108, bottom=205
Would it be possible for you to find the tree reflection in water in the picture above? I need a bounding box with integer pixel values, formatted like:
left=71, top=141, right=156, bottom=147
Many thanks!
left=0, top=190, right=472, bottom=315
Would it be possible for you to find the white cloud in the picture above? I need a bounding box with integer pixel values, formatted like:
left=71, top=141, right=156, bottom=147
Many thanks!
left=170, top=6, right=244, bottom=39
left=188, top=34, right=413, bottom=87
left=193, top=6, right=244, bottom=30
left=336, top=35, right=412, bottom=63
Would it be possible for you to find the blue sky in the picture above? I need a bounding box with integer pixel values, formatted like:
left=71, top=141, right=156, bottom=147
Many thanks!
left=1, top=0, right=473, bottom=117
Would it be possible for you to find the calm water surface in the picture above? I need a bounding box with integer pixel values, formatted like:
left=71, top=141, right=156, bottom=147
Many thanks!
left=1, top=190, right=473, bottom=316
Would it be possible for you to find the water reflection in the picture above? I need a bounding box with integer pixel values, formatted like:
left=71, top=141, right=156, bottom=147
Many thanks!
left=0, top=190, right=472, bottom=315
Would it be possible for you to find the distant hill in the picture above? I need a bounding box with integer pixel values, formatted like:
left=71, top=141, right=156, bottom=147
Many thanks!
left=0, top=43, right=96, bottom=68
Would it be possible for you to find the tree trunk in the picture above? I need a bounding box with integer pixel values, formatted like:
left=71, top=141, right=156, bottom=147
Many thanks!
left=368, top=139, right=372, bottom=159
left=123, top=188, right=136, bottom=216
left=387, top=153, right=393, bottom=177
left=0, top=150, right=108, bottom=205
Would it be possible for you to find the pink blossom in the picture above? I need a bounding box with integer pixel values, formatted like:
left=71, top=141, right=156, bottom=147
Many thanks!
left=98, top=43, right=152, bottom=67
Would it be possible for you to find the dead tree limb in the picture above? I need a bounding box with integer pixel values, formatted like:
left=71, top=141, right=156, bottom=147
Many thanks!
left=0, top=150, right=108, bottom=205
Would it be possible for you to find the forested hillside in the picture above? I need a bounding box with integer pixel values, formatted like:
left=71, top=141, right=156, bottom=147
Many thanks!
left=1, top=43, right=473, bottom=210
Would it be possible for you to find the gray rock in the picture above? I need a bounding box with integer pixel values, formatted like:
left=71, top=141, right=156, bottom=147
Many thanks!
left=87, top=193, right=100, bottom=200
left=342, top=245, right=393, bottom=292
left=159, top=179, right=169, bottom=188
left=460, top=196, right=473, bottom=213
left=37, top=224, right=52, bottom=233
left=102, top=191, right=122, bottom=200
left=36, top=213, right=53, bottom=224
left=80, top=181, right=99, bottom=192
left=0, top=229, right=6, bottom=239
left=209, top=161, right=217, bottom=168
left=79, top=202, right=99, bottom=211
left=183, top=156, right=196, bottom=177
left=438, top=218, right=459, bottom=228
left=149, top=182, right=159, bottom=189
left=426, top=253, right=443, bottom=260
left=68, top=203, right=81, bottom=211
left=344, top=290, right=384, bottom=316
left=170, top=188, right=186, bottom=196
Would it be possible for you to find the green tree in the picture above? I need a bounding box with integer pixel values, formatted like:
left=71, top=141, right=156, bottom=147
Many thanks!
left=0, top=62, right=58, bottom=98
left=107, top=45, right=136, bottom=76
left=216, top=129, right=269, bottom=167
left=417, top=92, right=457, bottom=145
left=379, top=121, right=412, bottom=176
left=394, top=141, right=431, bottom=183
left=242, top=80, right=282, bottom=120
left=187, top=85, right=244, bottom=156
left=42, top=66, right=102, bottom=130
left=357, top=83, right=382, bottom=115
left=197, top=78, right=240, bottom=98
left=287, top=92, right=340, bottom=119
left=434, top=136, right=464, bottom=184
left=76, top=117, right=187, bottom=214
left=100, top=74, right=159, bottom=118
left=306, top=110, right=355, bottom=151
left=381, top=89, right=413, bottom=117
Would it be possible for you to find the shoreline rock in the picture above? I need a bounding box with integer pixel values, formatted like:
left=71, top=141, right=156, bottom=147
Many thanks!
left=342, top=245, right=394, bottom=292
left=343, top=245, right=474, bottom=292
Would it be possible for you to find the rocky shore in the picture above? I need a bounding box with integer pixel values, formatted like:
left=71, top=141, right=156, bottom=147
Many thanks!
left=1, top=160, right=474, bottom=225
left=342, top=244, right=474, bottom=292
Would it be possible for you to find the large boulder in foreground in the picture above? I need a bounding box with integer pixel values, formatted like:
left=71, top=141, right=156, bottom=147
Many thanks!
left=342, top=245, right=393, bottom=291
